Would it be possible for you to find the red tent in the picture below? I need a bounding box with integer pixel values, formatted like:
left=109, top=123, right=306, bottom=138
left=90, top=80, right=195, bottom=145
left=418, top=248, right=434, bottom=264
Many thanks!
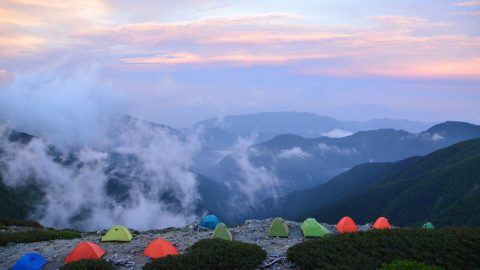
left=336, top=216, right=358, bottom=233
left=373, top=217, right=391, bottom=229
left=64, top=241, right=105, bottom=263
left=144, top=238, right=180, bottom=259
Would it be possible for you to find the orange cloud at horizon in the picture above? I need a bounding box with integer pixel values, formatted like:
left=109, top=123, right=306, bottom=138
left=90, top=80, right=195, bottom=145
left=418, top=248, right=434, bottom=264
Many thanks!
left=302, top=58, right=480, bottom=79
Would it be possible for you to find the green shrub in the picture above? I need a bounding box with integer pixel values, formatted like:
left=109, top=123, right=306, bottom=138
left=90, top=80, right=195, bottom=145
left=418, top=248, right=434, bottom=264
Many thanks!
left=0, top=229, right=81, bottom=246
left=0, top=216, right=42, bottom=227
left=287, top=228, right=480, bottom=270
left=379, top=260, right=443, bottom=270
left=143, top=239, right=266, bottom=270
left=130, top=229, right=141, bottom=236
left=60, top=259, right=115, bottom=270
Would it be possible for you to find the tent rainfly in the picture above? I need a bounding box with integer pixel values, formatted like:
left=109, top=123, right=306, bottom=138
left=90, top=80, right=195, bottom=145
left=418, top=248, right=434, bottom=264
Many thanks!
left=64, top=242, right=105, bottom=263
left=336, top=216, right=358, bottom=233
left=212, top=223, right=232, bottom=241
left=372, top=217, right=392, bottom=229
left=301, top=218, right=330, bottom=238
left=144, top=238, right=180, bottom=259
left=101, top=225, right=133, bottom=242
left=12, top=252, right=47, bottom=270
left=268, top=217, right=289, bottom=238
left=199, top=215, right=220, bottom=230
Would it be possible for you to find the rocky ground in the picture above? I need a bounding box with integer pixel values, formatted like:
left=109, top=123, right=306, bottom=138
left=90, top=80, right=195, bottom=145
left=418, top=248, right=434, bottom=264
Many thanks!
left=0, top=219, right=373, bottom=270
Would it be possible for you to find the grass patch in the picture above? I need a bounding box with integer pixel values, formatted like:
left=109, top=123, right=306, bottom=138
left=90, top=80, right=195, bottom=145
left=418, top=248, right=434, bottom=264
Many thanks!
left=60, top=259, right=115, bottom=270
left=287, top=228, right=480, bottom=270
left=379, top=260, right=443, bottom=270
left=130, top=229, right=141, bottom=236
left=0, top=228, right=81, bottom=246
left=143, top=239, right=266, bottom=270
left=0, top=216, right=42, bottom=227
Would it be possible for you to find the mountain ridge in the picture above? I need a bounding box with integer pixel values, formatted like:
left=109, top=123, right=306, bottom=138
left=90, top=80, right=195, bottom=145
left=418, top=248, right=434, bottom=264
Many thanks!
left=211, top=121, right=480, bottom=194
left=276, top=138, right=480, bottom=226
left=194, top=112, right=433, bottom=142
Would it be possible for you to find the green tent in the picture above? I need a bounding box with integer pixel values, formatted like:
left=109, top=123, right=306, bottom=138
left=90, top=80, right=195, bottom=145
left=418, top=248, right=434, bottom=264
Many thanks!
left=268, top=217, right=289, bottom=237
left=422, top=222, right=435, bottom=229
left=301, top=218, right=330, bottom=238
left=212, top=223, right=232, bottom=241
left=101, top=225, right=133, bottom=242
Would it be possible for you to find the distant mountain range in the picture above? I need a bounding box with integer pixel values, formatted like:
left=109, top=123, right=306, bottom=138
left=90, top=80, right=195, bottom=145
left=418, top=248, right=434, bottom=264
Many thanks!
left=258, top=138, right=480, bottom=227
left=192, top=112, right=437, bottom=176
left=210, top=121, right=480, bottom=194
left=194, top=112, right=433, bottom=142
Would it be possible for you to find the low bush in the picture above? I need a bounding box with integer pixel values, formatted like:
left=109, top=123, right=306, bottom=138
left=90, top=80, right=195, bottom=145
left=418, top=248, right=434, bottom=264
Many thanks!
left=287, top=228, right=480, bottom=270
left=0, top=229, right=81, bottom=246
left=143, top=239, right=266, bottom=270
left=379, top=260, right=443, bottom=270
left=60, top=259, right=115, bottom=270
left=0, top=216, right=42, bottom=227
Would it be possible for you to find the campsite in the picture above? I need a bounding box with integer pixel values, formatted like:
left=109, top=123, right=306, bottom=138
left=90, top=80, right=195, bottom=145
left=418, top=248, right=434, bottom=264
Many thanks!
left=1, top=0, right=480, bottom=269
left=3, top=216, right=479, bottom=269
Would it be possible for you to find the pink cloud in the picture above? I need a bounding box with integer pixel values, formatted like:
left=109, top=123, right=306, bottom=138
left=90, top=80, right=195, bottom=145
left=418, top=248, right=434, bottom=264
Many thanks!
left=0, top=69, right=12, bottom=86
left=95, top=15, right=480, bottom=78
left=455, top=10, right=480, bottom=16
left=0, top=0, right=109, bottom=58
left=453, top=0, right=480, bottom=7
left=122, top=52, right=332, bottom=66
left=1, top=1, right=479, bottom=79
left=302, top=58, right=480, bottom=79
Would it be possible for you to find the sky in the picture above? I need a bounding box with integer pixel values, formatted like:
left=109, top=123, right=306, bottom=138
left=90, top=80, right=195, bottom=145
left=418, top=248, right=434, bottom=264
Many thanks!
left=1, top=0, right=479, bottom=128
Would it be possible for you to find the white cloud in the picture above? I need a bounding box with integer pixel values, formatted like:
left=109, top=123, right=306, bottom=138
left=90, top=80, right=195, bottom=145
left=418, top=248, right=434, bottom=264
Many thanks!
left=321, top=129, right=354, bottom=138
left=228, top=133, right=280, bottom=205
left=431, top=133, right=444, bottom=141
left=0, top=65, right=203, bottom=231
left=316, top=142, right=357, bottom=155
left=278, top=147, right=312, bottom=159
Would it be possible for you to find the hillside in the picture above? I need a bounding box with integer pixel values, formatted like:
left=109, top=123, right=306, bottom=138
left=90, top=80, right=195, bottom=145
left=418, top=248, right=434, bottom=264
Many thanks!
left=213, top=121, right=480, bottom=194
left=256, top=157, right=421, bottom=219
left=298, top=138, right=480, bottom=226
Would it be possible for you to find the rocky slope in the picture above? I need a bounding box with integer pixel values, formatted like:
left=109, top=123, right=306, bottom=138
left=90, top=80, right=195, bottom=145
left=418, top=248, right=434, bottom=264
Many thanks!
left=0, top=219, right=373, bottom=270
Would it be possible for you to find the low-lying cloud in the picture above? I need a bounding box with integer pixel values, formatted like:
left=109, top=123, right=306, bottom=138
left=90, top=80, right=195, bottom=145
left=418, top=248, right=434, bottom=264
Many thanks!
left=316, top=142, right=357, bottom=155
left=227, top=134, right=280, bottom=206
left=278, top=147, right=312, bottom=159
left=431, top=133, right=445, bottom=141
left=0, top=64, right=202, bottom=231
left=321, top=129, right=354, bottom=138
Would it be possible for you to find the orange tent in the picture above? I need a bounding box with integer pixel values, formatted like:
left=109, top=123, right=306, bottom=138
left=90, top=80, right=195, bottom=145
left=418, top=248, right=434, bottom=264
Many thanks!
left=64, top=241, right=105, bottom=263
left=373, top=217, right=391, bottom=229
left=336, top=216, right=358, bottom=233
left=144, top=238, right=180, bottom=259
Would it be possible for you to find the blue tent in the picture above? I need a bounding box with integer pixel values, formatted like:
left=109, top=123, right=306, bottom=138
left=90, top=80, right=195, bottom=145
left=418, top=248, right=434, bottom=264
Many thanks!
left=199, top=215, right=220, bottom=230
left=12, top=252, right=46, bottom=270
